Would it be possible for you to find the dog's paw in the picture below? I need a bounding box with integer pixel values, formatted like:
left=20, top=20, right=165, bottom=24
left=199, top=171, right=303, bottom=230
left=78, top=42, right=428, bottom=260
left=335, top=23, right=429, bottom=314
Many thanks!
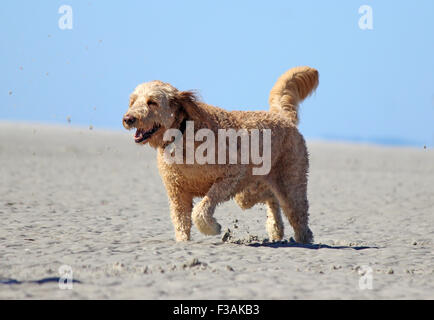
left=202, top=221, right=221, bottom=236
left=195, top=217, right=222, bottom=236
left=266, top=218, right=284, bottom=241
left=268, top=231, right=284, bottom=242
left=192, top=210, right=221, bottom=236
left=294, top=227, right=313, bottom=244
left=175, top=231, right=191, bottom=242
left=210, top=221, right=222, bottom=235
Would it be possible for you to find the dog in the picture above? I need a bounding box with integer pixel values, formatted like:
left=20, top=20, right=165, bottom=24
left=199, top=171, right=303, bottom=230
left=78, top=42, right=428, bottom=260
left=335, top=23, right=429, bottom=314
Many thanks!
left=123, top=66, right=318, bottom=243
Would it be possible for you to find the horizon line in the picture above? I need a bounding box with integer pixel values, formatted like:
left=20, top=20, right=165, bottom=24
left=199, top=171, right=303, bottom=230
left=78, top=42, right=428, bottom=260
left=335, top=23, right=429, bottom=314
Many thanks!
left=0, top=119, right=430, bottom=149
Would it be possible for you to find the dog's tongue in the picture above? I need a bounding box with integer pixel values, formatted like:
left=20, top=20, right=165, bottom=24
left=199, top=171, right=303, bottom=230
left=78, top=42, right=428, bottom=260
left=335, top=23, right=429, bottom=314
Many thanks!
left=134, top=129, right=144, bottom=142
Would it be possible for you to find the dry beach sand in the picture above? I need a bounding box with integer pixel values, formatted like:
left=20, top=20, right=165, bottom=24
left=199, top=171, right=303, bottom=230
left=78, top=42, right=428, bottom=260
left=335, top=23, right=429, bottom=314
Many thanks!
left=0, top=122, right=433, bottom=299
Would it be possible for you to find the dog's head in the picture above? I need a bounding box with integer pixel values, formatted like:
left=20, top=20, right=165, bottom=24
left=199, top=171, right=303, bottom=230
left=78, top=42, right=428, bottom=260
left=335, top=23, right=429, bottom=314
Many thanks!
left=123, top=80, right=201, bottom=148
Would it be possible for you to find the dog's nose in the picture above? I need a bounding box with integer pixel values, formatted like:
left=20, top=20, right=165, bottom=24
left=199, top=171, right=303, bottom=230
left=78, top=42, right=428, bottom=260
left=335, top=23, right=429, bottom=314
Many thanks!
left=123, top=115, right=136, bottom=126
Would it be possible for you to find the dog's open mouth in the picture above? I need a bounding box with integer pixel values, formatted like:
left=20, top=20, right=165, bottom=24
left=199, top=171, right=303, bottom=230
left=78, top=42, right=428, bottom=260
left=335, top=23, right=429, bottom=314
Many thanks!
left=134, top=124, right=161, bottom=143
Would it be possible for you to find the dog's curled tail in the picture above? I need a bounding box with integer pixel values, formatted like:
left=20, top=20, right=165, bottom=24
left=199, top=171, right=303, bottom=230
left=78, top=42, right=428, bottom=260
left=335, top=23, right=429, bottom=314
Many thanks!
left=269, top=66, right=319, bottom=126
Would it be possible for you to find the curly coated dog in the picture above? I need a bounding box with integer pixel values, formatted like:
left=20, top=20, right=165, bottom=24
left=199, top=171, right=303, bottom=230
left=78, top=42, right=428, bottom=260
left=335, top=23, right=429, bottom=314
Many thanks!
left=123, top=66, right=319, bottom=243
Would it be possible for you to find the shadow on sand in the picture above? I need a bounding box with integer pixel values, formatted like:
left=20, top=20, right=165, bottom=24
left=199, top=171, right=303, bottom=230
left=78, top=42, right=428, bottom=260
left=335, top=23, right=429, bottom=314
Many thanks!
left=0, top=277, right=82, bottom=285
left=245, top=241, right=378, bottom=250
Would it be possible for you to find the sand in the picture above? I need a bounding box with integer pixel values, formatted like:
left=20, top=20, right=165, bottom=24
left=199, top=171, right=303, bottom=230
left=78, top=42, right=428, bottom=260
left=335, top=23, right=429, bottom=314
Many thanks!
left=0, top=122, right=433, bottom=299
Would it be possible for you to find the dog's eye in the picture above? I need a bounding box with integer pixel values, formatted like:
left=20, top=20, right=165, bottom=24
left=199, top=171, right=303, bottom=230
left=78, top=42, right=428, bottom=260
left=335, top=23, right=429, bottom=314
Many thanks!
left=147, top=100, right=157, bottom=107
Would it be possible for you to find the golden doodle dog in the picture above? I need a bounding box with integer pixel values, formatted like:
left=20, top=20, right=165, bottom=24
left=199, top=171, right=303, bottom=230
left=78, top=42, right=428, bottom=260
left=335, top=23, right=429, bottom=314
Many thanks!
left=123, top=66, right=318, bottom=243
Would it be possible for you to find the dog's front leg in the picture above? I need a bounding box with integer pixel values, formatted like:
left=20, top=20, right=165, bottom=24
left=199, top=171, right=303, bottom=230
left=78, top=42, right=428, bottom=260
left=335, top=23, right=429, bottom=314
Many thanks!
left=168, top=191, right=193, bottom=242
left=192, top=172, right=244, bottom=236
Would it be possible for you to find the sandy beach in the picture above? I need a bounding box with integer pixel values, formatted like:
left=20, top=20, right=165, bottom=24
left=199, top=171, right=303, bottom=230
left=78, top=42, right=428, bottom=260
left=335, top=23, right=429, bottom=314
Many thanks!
left=0, top=122, right=433, bottom=299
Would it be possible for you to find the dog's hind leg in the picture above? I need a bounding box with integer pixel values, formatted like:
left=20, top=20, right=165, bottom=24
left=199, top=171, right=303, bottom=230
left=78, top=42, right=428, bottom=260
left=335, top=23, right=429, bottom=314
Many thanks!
left=192, top=172, right=245, bottom=236
left=265, top=197, right=284, bottom=241
left=266, top=179, right=313, bottom=244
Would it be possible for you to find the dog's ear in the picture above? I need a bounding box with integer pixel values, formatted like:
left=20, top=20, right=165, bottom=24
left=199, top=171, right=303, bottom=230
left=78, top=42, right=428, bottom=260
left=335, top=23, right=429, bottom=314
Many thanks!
left=171, top=90, right=206, bottom=123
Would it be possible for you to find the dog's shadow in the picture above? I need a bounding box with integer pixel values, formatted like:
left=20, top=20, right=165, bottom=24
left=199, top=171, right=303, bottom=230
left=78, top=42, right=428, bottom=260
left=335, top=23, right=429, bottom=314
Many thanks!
left=225, top=238, right=378, bottom=250
left=246, top=242, right=377, bottom=250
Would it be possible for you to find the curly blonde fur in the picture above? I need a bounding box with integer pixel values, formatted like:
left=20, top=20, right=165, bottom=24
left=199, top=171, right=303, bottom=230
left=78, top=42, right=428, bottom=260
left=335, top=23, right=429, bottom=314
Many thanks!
left=123, top=66, right=319, bottom=243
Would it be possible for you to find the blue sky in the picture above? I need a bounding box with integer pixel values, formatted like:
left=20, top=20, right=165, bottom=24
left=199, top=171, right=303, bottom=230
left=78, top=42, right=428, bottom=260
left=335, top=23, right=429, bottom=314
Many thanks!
left=1, top=1, right=433, bottom=146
